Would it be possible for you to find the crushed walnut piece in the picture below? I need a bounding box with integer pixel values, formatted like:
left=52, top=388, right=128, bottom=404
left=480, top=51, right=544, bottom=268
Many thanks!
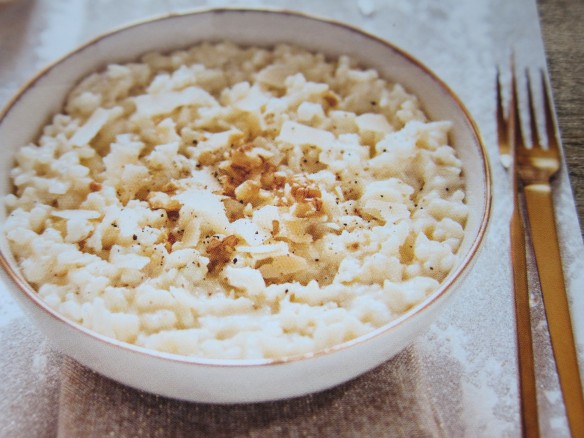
left=206, top=235, right=240, bottom=273
left=165, top=231, right=177, bottom=252
left=260, top=170, right=287, bottom=191
left=160, top=181, right=179, bottom=194
left=277, top=174, right=324, bottom=218
left=234, top=179, right=261, bottom=204
left=219, top=143, right=274, bottom=195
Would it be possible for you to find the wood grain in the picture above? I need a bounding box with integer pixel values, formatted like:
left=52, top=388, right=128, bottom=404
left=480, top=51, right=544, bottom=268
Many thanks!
left=538, top=0, right=584, bottom=235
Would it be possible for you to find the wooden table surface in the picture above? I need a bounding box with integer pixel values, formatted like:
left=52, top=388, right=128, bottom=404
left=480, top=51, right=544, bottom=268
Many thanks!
left=538, top=0, right=583, bottom=235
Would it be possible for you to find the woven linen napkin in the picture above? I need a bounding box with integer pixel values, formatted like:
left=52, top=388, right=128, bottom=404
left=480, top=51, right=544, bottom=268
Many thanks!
left=56, top=348, right=443, bottom=437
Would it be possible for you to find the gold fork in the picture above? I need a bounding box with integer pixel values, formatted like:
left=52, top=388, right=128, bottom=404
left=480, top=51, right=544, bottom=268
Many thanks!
left=497, top=68, right=539, bottom=438
left=514, top=68, right=584, bottom=437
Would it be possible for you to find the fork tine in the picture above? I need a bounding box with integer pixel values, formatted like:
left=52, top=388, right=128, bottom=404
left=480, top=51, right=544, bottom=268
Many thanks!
left=496, top=69, right=505, bottom=134
left=496, top=68, right=513, bottom=168
left=511, top=66, right=524, bottom=150
left=541, top=69, right=560, bottom=152
left=496, top=69, right=508, bottom=142
left=526, top=70, right=540, bottom=148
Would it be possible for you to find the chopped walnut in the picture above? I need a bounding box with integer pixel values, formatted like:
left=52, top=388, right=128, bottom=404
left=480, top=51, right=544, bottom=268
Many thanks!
left=206, top=235, right=240, bottom=273
left=219, top=143, right=275, bottom=196
left=292, top=199, right=323, bottom=218
left=272, top=220, right=280, bottom=235
left=220, top=144, right=260, bottom=180
left=289, top=175, right=324, bottom=218
left=161, top=181, right=179, bottom=194
left=165, top=231, right=177, bottom=252
left=260, top=169, right=286, bottom=191
left=218, top=174, right=238, bottom=197
left=291, top=181, right=321, bottom=203
left=234, top=180, right=261, bottom=204
left=267, top=173, right=325, bottom=218
left=198, top=150, right=221, bottom=166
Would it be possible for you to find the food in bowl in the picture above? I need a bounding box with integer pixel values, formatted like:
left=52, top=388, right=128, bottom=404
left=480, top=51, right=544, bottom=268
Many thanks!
left=4, top=41, right=467, bottom=360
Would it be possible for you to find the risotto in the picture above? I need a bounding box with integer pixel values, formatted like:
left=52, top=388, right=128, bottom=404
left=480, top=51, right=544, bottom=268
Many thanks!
left=4, top=42, right=468, bottom=359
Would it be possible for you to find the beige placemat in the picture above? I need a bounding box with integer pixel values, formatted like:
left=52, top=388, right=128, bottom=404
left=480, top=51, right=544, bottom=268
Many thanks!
left=57, top=347, right=446, bottom=438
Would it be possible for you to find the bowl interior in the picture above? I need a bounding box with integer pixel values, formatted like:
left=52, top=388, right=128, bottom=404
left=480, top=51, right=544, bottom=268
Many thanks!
left=0, top=8, right=490, bottom=361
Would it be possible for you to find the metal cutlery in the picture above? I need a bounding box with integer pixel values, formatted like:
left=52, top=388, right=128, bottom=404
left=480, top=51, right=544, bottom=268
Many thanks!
left=498, top=65, right=584, bottom=437
left=497, top=68, right=540, bottom=438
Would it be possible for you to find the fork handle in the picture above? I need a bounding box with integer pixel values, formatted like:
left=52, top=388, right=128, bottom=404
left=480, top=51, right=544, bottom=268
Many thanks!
left=511, top=196, right=540, bottom=438
left=524, top=183, right=584, bottom=437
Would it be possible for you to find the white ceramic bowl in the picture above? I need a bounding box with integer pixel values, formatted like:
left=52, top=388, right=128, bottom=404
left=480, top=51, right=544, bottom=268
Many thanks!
left=0, top=8, right=491, bottom=403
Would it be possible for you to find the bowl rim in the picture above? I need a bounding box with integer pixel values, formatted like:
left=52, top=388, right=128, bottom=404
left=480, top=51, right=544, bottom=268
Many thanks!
left=0, top=6, right=492, bottom=368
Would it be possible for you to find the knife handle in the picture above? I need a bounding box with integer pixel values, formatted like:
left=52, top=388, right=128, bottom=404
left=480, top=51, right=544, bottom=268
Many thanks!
left=524, top=183, right=584, bottom=437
